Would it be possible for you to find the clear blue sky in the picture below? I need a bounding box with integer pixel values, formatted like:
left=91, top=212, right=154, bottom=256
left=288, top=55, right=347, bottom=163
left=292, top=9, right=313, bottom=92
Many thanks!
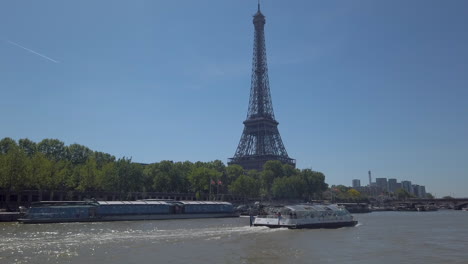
left=1, top=0, right=467, bottom=197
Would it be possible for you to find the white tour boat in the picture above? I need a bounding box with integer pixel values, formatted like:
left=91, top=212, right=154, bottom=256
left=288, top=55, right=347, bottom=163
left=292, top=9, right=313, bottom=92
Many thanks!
left=253, top=204, right=358, bottom=229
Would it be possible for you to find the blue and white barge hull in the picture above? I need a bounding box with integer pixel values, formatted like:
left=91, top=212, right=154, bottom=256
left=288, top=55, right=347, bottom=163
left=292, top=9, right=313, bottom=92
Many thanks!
left=18, top=200, right=238, bottom=224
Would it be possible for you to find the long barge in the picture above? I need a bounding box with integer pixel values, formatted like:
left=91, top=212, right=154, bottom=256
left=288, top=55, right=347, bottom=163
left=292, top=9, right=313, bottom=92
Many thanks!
left=18, top=200, right=238, bottom=224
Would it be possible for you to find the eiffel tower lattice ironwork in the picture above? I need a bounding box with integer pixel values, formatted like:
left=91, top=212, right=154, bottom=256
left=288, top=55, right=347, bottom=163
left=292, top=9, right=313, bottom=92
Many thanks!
left=229, top=3, right=295, bottom=171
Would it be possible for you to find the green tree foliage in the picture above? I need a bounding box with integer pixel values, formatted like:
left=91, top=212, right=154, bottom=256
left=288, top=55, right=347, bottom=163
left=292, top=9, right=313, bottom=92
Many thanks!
left=282, top=164, right=298, bottom=177
left=347, top=189, right=361, bottom=199
left=205, top=160, right=226, bottom=174
left=144, top=161, right=188, bottom=193
left=37, top=139, right=68, bottom=161
left=0, top=152, right=7, bottom=188
left=226, top=165, right=244, bottom=186
left=0, top=138, right=330, bottom=201
left=260, top=160, right=284, bottom=194
left=98, top=162, right=118, bottom=192
left=0, top=137, right=18, bottom=154
left=0, top=145, right=28, bottom=190
left=19, top=138, right=37, bottom=157
left=271, top=175, right=305, bottom=199
left=188, top=167, right=221, bottom=195
left=327, top=185, right=367, bottom=201
left=76, top=157, right=100, bottom=192
left=115, top=157, right=144, bottom=193
left=68, top=144, right=93, bottom=165
left=93, top=151, right=116, bottom=168
left=229, top=174, right=259, bottom=199
left=28, top=152, right=53, bottom=190
left=301, top=169, right=328, bottom=200
left=395, top=188, right=412, bottom=200
left=263, top=160, right=284, bottom=177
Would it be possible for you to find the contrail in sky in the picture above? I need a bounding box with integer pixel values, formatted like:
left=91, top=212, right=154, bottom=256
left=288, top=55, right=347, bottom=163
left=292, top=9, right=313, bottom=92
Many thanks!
left=6, top=40, right=60, bottom=63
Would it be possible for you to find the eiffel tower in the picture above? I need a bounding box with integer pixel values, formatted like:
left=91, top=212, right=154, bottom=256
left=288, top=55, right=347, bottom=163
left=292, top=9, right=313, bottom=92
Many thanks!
left=229, top=3, right=295, bottom=171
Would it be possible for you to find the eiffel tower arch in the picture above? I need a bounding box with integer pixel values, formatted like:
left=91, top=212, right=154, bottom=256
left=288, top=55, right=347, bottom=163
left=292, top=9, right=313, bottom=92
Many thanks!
left=229, top=4, right=295, bottom=171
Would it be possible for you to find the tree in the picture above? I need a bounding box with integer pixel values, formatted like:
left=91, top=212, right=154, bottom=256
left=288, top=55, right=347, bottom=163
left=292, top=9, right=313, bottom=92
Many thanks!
left=19, top=138, right=37, bottom=157
left=93, top=151, right=116, bottom=168
left=206, top=160, right=226, bottom=175
left=395, top=188, right=411, bottom=200
left=271, top=175, right=305, bottom=199
left=282, top=164, right=298, bottom=177
left=114, top=157, right=144, bottom=194
left=68, top=144, right=92, bottom=165
left=76, top=157, right=100, bottom=192
left=301, top=169, right=328, bottom=200
left=54, top=160, right=73, bottom=191
left=229, top=174, right=259, bottom=199
left=347, top=189, right=361, bottom=199
left=247, top=169, right=260, bottom=180
left=0, top=146, right=28, bottom=190
left=188, top=167, right=221, bottom=196
left=37, top=139, right=68, bottom=161
left=226, top=164, right=244, bottom=186
left=98, top=162, right=118, bottom=192
left=263, top=160, right=284, bottom=178
left=0, top=137, right=18, bottom=155
left=27, top=152, right=53, bottom=190
left=147, top=161, right=181, bottom=193
left=0, top=154, right=6, bottom=188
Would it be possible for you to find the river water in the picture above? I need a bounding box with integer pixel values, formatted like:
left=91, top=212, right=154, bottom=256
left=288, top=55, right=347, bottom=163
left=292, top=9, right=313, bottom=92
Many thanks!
left=1, top=210, right=467, bottom=264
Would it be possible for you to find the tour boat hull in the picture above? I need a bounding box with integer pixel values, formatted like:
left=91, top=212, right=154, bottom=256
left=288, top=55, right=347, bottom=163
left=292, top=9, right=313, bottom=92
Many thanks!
left=253, top=204, right=358, bottom=229
left=254, top=220, right=358, bottom=229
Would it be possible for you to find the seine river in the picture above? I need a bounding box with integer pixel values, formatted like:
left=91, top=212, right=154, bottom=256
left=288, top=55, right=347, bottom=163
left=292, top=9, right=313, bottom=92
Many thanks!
left=1, top=210, right=467, bottom=264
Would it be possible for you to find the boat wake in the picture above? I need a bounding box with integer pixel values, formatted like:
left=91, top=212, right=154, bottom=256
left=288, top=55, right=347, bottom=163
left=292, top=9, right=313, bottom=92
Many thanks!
left=0, top=222, right=286, bottom=262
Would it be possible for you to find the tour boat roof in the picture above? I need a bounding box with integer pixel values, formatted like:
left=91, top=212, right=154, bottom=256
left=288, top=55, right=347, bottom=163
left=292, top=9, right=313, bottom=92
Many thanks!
left=284, top=204, right=344, bottom=212
left=175, top=201, right=232, bottom=205
left=97, top=201, right=170, bottom=205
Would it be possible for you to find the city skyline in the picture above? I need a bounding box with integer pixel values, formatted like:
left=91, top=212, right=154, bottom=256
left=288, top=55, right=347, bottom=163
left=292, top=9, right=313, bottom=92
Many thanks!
left=1, top=1, right=467, bottom=197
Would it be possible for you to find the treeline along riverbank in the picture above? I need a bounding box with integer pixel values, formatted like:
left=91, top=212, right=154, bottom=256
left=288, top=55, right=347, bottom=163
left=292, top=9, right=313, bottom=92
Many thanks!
left=0, top=138, right=328, bottom=210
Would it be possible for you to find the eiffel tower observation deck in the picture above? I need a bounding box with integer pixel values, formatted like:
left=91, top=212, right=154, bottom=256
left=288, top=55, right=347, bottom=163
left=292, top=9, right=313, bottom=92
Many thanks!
left=229, top=3, right=295, bottom=171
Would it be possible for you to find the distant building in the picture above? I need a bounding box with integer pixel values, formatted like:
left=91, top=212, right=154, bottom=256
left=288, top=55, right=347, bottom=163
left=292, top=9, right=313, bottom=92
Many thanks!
left=368, top=170, right=372, bottom=187
left=415, top=185, right=426, bottom=198
left=375, top=178, right=388, bottom=192
left=401, top=181, right=412, bottom=194
left=412, top=184, right=420, bottom=197
left=388, top=178, right=398, bottom=193
left=355, top=186, right=371, bottom=196
left=419, top=186, right=426, bottom=198
left=352, top=179, right=361, bottom=188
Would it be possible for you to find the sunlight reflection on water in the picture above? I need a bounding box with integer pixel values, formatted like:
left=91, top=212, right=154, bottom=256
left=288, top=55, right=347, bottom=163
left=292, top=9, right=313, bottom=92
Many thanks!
left=0, top=211, right=467, bottom=264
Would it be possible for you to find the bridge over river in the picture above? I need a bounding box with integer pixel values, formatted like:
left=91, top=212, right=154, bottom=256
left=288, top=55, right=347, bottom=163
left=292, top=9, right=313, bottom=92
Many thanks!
left=389, top=198, right=468, bottom=210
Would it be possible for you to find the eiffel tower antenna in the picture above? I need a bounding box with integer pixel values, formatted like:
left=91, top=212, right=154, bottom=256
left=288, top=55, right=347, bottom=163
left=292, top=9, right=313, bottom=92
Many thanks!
left=228, top=3, right=295, bottom=171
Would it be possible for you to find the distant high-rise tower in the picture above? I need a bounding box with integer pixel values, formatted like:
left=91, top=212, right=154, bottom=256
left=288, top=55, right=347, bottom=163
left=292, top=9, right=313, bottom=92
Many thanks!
left=352, top=179, right=361, bottom=188
left=368, top=170, right=372, bottom=186
left=401, top=181, right=412, bottom=194
left=388, top=178, right=398, bottom=193
left=229, top=3, right=295, bottom=171
left=376, top=178, right=388, bottom=192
